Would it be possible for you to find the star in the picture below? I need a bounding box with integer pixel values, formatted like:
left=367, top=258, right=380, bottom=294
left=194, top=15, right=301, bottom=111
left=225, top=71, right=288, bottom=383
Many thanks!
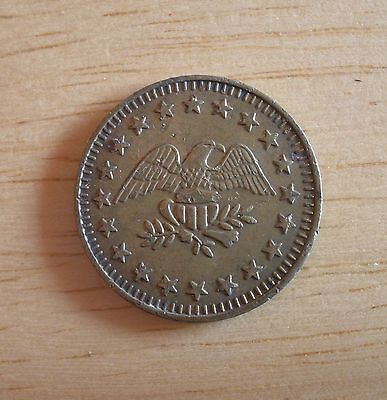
left=213, top=97, right=233, bottom=119
left=276, top=213, right=296, bottom=234
left=217, top=274, right=239, bottom=296
left=259, top=129, right=279, bottom=151
left=98, top=217, right=118, bottom=238
left=184, top=95, right=204, bottom=113
left=131, top=115, right=150, bottom=135
left=280, top=183, right=300, bottom=204
left=241, top=258, right=264, bottom=280
left=93, top=188, right=112, bottom=209
left=134, top=262, right=152, bottom=282
left=156, top=100, right=174, bottom=120
left=186, top=280, right=208, bottom=301
left=98, top=160, right=117, bottom=180
left=112, top=135, right=130, bottom=156
left=158, top=274, right=178, bottom=296
left=239, top=112, right=260, bottom=132
left=262, top=240, right=283, bottom=260
left=112, top=242, right=132, bottom=263
left=273, top=154, right=293, bottom=174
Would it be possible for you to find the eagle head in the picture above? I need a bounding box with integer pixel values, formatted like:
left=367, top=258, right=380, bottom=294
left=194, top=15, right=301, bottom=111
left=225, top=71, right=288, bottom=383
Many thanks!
left=182, top=139, right=226, bottom=170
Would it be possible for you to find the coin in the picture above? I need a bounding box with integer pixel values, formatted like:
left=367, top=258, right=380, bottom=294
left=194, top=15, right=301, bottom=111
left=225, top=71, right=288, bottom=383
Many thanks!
left=75, top=75, right=322, bottom=321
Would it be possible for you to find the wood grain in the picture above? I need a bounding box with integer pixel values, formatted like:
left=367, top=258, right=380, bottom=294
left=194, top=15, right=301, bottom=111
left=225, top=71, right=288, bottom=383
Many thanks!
left=0, top=1, right=386, bottom=399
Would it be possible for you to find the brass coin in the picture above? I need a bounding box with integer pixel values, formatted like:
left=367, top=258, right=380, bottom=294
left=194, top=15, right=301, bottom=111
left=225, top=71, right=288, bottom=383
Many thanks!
left=75, top=75, right=322, bottom=321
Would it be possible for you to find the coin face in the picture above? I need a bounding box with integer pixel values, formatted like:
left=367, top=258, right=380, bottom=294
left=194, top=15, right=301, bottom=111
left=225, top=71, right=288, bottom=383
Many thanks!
left=75, top=75, right=322, bottom=321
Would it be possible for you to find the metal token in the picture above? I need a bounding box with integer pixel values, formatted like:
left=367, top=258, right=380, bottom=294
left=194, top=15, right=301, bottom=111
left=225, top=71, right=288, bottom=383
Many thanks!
left=75, top=75, right=322, bottom=321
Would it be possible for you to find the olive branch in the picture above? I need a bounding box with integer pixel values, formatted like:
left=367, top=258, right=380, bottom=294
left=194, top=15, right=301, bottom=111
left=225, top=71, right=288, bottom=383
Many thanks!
left=137, top=203, right=257, bottom=258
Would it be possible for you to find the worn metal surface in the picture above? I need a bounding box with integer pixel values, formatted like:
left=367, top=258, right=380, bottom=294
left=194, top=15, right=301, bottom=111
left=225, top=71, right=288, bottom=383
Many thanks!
left=76, top=75, right=322, bottom=321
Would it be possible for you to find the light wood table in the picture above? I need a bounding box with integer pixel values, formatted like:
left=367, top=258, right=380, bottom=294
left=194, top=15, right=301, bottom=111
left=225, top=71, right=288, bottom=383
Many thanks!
left=1, top=1, right=386, bottom=399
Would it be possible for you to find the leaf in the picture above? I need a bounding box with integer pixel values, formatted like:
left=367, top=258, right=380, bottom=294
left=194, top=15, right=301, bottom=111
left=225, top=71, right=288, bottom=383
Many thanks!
left=154, top=218, right=164, bottom=234
left=219, top=204, right=231, bottom=220
left=164, top=234, right=175, bottom=247
left=231, top=204, right=241, bottom=216
left=228, top=218, right=244, bottom=228
left=244, top=205, right=254, bottom=213
left=201, top=245, right=214, bottom=258
left=192, top=241, right=200, bottom=255
left=152, top=236, right=165, bottom=249
left=164, top=222, right=176, bottom=233
left=240, top=215, right=258, bottom=224
left=178, top=229, right=194, bottom=243
left=144, top=220, right=155, bottom=235
left=219, top=222, right=233, bottom=231
left=137, top=231, right=151, bottom=239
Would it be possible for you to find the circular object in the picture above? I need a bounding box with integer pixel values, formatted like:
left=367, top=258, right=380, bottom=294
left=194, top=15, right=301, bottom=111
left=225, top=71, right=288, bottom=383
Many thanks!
left=75, top=75, right=322, bottom=321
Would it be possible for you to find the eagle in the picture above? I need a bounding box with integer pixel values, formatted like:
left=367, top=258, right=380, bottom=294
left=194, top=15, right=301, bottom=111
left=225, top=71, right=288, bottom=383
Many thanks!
left=115, top=139, right=275, bottom=204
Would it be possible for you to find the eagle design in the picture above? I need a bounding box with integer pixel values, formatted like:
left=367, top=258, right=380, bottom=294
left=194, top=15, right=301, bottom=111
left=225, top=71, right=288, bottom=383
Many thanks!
left=115, top=139, right=275, bottom=204
left=116, top=139, right=275, bottom=204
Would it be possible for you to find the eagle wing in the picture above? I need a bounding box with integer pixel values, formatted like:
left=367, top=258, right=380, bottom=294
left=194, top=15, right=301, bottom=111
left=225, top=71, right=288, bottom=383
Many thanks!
left=211, top=144, right=276, bottom=195
left=115, top=144, right=182, bottom=203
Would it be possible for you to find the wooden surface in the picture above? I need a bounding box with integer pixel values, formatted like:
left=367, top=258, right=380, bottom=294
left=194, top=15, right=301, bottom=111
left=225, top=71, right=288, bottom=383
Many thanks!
left=1, top=1, right=386, bottom=399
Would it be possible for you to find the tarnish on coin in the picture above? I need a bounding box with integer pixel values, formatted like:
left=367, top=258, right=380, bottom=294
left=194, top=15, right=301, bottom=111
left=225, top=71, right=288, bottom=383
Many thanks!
left=75, top=75, right=322, bottom=322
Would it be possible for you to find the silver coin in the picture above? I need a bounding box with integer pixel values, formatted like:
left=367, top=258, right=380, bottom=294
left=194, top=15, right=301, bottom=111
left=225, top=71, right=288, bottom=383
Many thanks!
left=75, top=75, right=322, bottom=321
